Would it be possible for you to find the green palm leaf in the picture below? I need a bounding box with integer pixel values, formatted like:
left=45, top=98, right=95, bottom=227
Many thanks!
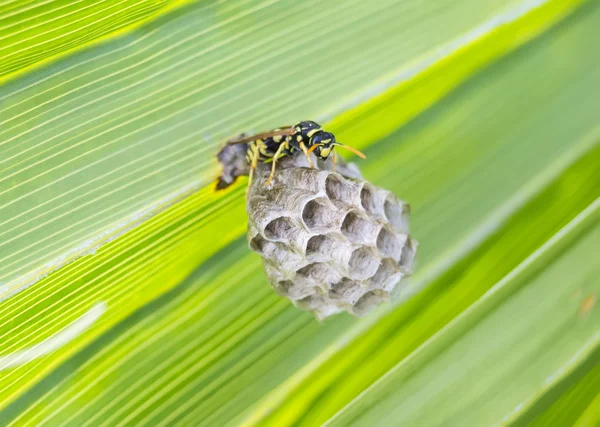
left=1, top=0, right=598, bottom=425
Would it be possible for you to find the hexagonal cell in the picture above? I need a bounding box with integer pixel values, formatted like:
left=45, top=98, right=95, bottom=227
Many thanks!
left=325, top=174, right=344, bottom=199
left=341, top=211, right=376, bottom=245
left=295, top=294, right=344, bottom=320
left=294, top=293, right=324, bottom=310
left=259, top=240, right=306, bottom=271
left=360, top=184, right=379, bottom=215
left=263, top=261, right=285, bottom=281
left=376, top=227, right=404, bottom=261
left=305, top=233, right=349, bottom=264
left=400, top=236, right=417, bottom=270
left=249, top=234, right=267, bottom=254
left=348, top=247, right=380, bottom=280
left=384, top=194, right=409, bottom=232
left=328, top=278, right=363, bottom=304
left=277, top=167, right=322, bottom=193
left=297, top=262, right=341, bottom=288
left=247, top=197, right=286, bottom=228
left=265, top=217, right=297, bottom=241
left=276, top=280, right=314, bottom=299
left=325, top=174, right=357, bottom=202
left=369, top=258, right=402, bottom=292
left=306, top=235, right=328, bottom=256
left=352, top=290, right=386, bottom=316
left=302, top=198, right=340, bottom=231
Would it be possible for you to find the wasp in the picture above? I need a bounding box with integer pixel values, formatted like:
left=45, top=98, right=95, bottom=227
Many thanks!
left=227, top=120, right=366, bottom=189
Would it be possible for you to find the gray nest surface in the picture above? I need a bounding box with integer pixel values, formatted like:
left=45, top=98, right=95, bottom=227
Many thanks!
left=217, top=143, right=417, bottom=319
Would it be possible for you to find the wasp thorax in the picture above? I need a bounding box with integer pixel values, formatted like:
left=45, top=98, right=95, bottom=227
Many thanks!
left=244, top=152, right=417, bottom=320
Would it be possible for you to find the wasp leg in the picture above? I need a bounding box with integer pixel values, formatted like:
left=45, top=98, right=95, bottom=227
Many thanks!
left=299, top=143, right=315, bottom=168
left=265, top=143, right=286, bottom=187
left=332, top=151, right=337, bottom=173
left=246, top=145, right=260, bottom=196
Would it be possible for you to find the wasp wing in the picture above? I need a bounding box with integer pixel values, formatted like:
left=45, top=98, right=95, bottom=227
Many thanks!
left=227, top=127, right=295, bottom=145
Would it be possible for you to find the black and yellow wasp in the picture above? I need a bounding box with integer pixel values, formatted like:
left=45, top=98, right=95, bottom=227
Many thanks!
left=227, top=120, right=366, bottom=188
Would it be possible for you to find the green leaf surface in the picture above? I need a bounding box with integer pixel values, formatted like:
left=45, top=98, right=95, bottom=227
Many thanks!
left=527, top=354, right=600, bottom=427
left=327, top=200, right=600, bottom=427
left=1, top=0, right=599, bottom=425
left=0, top=0, right=577, bottom=290
left=6, top=142, right=599, bottom=427
left=255, top=145, right=600, bottom=427
left=0, top=0, right=186, bottom=83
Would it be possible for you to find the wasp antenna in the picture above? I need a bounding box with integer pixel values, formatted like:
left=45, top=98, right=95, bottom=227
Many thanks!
left=306, top=144, right=321, bottom=154
left=336, top=143, right=366, bottom=159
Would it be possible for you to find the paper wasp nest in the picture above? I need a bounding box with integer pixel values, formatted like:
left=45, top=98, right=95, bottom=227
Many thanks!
left=218, top=144, right=417, bottom=319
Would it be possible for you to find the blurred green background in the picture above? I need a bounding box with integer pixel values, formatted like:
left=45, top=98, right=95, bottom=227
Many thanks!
left=0, top=0, right=598, bottom=425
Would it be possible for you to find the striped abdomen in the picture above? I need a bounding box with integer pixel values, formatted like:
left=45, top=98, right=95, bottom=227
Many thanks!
left=245, top=133, right=298, bottom=163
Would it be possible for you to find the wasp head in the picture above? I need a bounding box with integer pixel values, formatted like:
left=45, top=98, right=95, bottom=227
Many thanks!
left=308, top=131, right=337, bottom=160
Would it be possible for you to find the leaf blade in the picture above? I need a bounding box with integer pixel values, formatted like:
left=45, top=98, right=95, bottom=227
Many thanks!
left=327, top=200, right=600, bottom=426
